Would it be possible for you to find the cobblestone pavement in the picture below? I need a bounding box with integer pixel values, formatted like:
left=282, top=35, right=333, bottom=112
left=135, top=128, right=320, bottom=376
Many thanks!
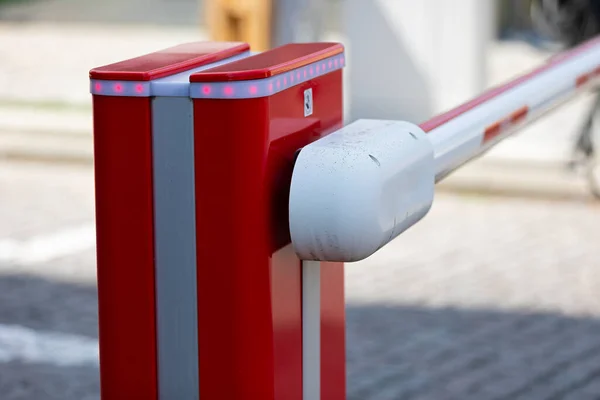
left=347, top=192, right=600, bottom=399
left=1, top=160, right=600, bottom=399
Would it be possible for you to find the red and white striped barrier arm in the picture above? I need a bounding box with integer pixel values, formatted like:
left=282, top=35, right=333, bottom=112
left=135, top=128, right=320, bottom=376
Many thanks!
left=289, top=36, right=600, bottom=263
left=423, top=36, right=600, bottom=180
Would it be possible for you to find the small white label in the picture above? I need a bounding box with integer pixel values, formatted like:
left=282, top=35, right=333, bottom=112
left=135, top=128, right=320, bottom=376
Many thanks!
left=304, top=88, right=313, bottom=117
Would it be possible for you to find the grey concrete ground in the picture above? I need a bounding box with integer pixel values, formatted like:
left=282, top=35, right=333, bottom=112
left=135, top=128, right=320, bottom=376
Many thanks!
left=1, top=160, right=600, bottom=399
left=347, top=193, right=600, bottom=399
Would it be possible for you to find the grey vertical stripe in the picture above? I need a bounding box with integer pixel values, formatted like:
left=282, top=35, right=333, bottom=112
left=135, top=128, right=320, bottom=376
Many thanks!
left=152, top=96, right=199, bottom=400
left=302, top=260, right=321, bottom=400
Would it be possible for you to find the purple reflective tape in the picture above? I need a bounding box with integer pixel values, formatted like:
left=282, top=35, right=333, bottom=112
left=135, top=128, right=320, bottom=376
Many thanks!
left=90, top=51, right=254, bottom=98
left=190, top=53, right=345, bottom=99
left=90, top=80, right=151, bottom=97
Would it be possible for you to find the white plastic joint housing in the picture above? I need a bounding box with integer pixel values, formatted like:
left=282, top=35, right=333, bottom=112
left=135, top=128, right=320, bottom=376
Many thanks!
left=289, top=119, right=435, bottom=262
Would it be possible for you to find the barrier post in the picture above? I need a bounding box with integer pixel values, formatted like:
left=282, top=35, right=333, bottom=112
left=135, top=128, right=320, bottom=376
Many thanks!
left=90, top=32, right=600, bottom=400
left=190, top=43, right=347, bottom=399
left=89, top=42, right=250, bottom=399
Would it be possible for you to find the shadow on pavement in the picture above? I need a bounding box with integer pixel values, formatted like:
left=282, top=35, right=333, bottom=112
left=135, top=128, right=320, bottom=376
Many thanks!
left=0, top=272, right=99, bottom=400
left=347, top=304, right=600, bottom=399
left=0, top=361, right=99, bottom=400
left=1, top=272, right=600, bottom=399
left=0, top=272, right=97, bottom=338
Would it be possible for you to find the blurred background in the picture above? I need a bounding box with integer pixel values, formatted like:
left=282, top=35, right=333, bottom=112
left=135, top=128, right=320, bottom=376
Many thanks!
left=1, top=0, right=600, bottom=399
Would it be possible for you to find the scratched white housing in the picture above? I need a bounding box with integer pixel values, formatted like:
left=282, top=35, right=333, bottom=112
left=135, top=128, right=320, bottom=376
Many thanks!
left=289, top=119, right=435, bottom=262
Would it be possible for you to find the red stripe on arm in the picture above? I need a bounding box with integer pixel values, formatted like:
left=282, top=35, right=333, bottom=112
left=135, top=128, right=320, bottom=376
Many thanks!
left=576, top=74, right=590, bottom=87
left=510, top=106, right=529, bottom=124
left=483, top=121, right=502, bottom=143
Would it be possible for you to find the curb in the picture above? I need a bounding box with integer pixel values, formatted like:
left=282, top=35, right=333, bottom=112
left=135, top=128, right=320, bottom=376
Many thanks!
left=0, top=129, right=93, bottom=164
left=0, top=104, right=93, bottom=164
left=1, top=129, right=594, bottom=200
left=0, top=105, right=91, bottom=135
left=439, top=157, right=595, bottom=201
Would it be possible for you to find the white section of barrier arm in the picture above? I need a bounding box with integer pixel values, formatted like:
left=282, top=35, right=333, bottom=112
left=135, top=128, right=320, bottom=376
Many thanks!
left=424, top=36, right=600, bottom=180
left=289, top=36, right=600, bottom=263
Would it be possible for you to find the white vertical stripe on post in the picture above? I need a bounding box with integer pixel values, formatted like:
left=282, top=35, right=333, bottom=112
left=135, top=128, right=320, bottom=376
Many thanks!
left=152, top=96, right=199, bottom=400
left=149, top=51, right=254, bottom=400
left=302, top=260, right=321, bottom=400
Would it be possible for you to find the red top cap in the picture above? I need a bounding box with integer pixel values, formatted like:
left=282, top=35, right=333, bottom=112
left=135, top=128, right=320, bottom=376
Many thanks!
left=89, top=41, right=250, bottom=81
left=190, top=42, right=344, bottom=82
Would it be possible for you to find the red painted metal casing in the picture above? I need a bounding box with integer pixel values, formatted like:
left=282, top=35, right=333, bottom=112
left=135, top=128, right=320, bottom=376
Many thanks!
left=90, top=42, right=248, bottom=400
left=90, top=42, right=249, bottom=81
left=192, top=43, right=346, bottom=399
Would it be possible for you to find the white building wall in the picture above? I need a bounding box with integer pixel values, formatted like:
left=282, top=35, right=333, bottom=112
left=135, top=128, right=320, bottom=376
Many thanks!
left=344, top=0, right=495, bottom=123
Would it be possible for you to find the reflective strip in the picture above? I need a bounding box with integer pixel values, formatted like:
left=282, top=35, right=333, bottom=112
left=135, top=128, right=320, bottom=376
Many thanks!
left=576, top=65, right=600, bottom=87
left=190, top=53, right=345, bottom=99
left=483, top=106, right=529, bottom=143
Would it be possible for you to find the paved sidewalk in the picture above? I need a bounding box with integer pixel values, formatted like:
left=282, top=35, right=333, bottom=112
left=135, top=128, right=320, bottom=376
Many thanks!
left=1, top=160, right=600, bottom=399
left=347, top=193, right=600, bottom=399
left=0, top=0, right=198, bottom=26
left=0, top=22, right=206, bottom=161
